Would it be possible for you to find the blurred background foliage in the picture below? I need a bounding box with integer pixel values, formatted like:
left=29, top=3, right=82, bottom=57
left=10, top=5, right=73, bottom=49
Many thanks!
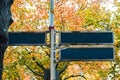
left=3, top=0, right=120, bottom=80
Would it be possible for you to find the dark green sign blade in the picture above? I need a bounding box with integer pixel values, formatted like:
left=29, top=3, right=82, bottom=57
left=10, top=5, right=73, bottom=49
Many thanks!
left=60, top=32, right=113, bottom=44
left=8, top=32, right=46, bottom=46
left=60, top=48, right=114, bottom=61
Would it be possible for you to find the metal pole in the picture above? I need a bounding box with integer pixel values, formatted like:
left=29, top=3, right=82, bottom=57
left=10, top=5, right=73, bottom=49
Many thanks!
left=49, top=0, right=56, bottom=80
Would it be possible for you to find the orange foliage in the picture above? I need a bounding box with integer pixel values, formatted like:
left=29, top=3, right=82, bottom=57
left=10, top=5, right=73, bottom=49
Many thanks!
left=4, top=0, right=117, bottom=80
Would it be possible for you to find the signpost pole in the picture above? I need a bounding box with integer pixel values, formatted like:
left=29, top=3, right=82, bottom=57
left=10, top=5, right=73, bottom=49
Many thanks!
left=49, top=0, right=56, bottom=80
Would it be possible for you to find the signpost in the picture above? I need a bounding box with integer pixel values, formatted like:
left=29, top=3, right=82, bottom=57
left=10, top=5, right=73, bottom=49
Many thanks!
left=8, top=31, right=114, bottom=80
left=59, top=31, right=114, bottom=62
left=5, top=0, right=114, bottom=80
left=60, top=48, right=114, bottom=61
left=60, top=32, right=113, bottom=44
left=49, top=0, right=56, bottom=80
left=8, top=32, right=46, bottom=45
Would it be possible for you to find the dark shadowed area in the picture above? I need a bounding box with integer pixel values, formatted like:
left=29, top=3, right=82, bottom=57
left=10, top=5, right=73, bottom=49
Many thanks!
left=0, top=0, right=14, bottom=79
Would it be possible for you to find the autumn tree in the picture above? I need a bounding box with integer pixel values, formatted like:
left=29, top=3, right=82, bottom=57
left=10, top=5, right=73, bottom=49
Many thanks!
left=3, top=0, right=119, bottom=80
left=0, top=0, right=13, bottom=79
left=107, top=0, right=120, bottom=79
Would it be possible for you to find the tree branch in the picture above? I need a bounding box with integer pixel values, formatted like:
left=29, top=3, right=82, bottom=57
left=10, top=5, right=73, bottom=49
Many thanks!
left=64, top=74, right=86, bottom=80
left=45, top=51, right=50, bottom=57
left=35, top=61, right=45, bottom=70
left=32, top=57, right=45, bottom=70
left=25, top=65, right=44, bottom=77
left=59, top=62, right=69, bottom=74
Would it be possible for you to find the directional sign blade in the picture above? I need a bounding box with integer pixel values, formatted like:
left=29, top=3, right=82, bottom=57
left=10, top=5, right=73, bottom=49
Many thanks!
left=60, top=48, right=114, bottom=61
left=8, top=32, right=46, bottom=46
left=60, top=32, right=113, bottom=44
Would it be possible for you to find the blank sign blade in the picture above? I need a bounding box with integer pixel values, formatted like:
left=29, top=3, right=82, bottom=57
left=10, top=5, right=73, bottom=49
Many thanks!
left=60, top=48, right=114, bottom=61
left=9, top=32, right=46, bottom=46
left=60, top=32, right=113, bottom=44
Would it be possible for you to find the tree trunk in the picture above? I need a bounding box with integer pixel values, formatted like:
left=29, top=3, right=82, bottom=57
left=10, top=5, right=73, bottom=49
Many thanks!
left=0, top=44, right=7, bottom=79
left=0, top=0, right=14, bottom=79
